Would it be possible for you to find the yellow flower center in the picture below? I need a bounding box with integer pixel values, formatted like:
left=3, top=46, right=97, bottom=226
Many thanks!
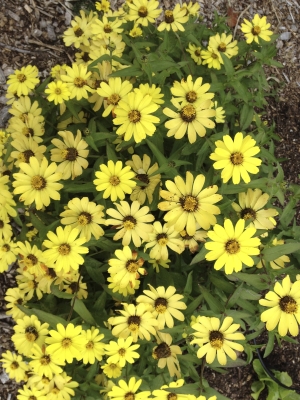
left=2, top=244, right=10, bottom=252
left=74, top=77, right=87, bottom=88
left=61, top=147, right=78, bottom=161
left=118, top=348, right=126, bottom=356
left=211, top=52, right=218, bottom=59
left=11, top=361, right=19, bottom=370
left=104, top=24, right=112, bottom=33
left=78, top=212, right=92, bottom=225
left=180, top=104, right=196, bottom=122
left=31, top=175, right=46, bottom=190
left=86, top=341, right=94, bottom=349
left=155, top=297, right=168, bottom=313
left=62, top=338, right=72, bottom=348
left=25, top=326, right=39, bottom=342
left=240, top=207, right=256, bottom=220
left=165, top=10, right=174, bottom=23
left=156, top=233, right=168, bottom=246
left=51, top=388, right=60, bottom=394
left=109, top=175, right=120, bottom=186
left=58, top=243, right=71, bottom=255
left=209, top=330, right=224, bottom=349
left=126, top=260, right=139, bottom=273
left=138, top=6, right=148, bottom=17
left=22, top=127, right=34, bottom=137
left=230, top=152, right=244, bottom=165
left=153, top=342, right=171, bottom=359
left=279, top=296, right=298, bottom=314
left=127, top=315, right=140, bottom=332
left=17, top=73, right=26, bottom=82
left=54, top=88, right=62, bottom=95
left=125, top=393, right=135, bottom=400
left=107, top=93, right=121, bottom=105
left=252, top=26, right=261, bottom=35
left=180, top=195, right=198, bottom=212
left=123, top=216, right=137, bottom=230
left=40, top=355, right=51, bottom=365
left=19, top=149, right=35, bottom=163
left=74, top=27, right=84, bottom=37
left=225, top=239, right=240, bottom=254
left=185, top=91, right=197, bottom=103
left=24, top=254, right=38, bottom=267
left=128, top=110, right=141, bottom=123
left=218, top=42, right=227, bottom=52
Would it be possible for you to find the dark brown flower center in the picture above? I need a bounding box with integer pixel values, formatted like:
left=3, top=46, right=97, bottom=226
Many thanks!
left=126, top=259, right=139, bottom=273
left=58, top=243, right=71, bottom=255
left=17, top=73, right=26, bottom=82
left=0, top=220, right=3, bottom=229
left=74, top=77, right=87, bottom=87
left=165, top=10, right=174, bottom=23
left=108, top=93, right=121, bottom=105
left=123, top=216, right=137, bottom=230
left=78, top=212, right=92, bottom=225
left=74, top=27, right=84, bottom=37
left=240, top=207, right=256, bottom=220
left=180, top=195, right=198, bottom=212
left=279, top=296, right=298, bottom=313
left=69, top=282, right=79, bottom=293
left=25, top=325, right=39, bottom=342
left=156, top=233, right=168, bottom=246
left=125, top=393, right=135, bottom=400
left=127, top=315, right=141, bottom=332
left=31, top=176, right=46, bottom=190
left=218, top=43, right=227, bottom=52
left=153, top=342, right=171, bottom=359
left=195, top=49, right=201, bottom=56
left=86, top=341, right=94, bottom=349
left=252, top=26, right=261, bottom=35
left=230, top=152, right=244, bottom=165
left=109, top=175, right=120, bottom=186
left=138, top=6, right=148, bottom=17
left=154, top=297, right=168, bottom=313
left=180, top=104, right=196, bottom=122
left=209, top=330, right=224, bottom=349
left=167, top=394, right=177, bottom=400
left=211, top=52, right=218, bottom=59
left=22, top=149, right=35, bottom=163
left=225, top=239, right=240, bottom=254
left=104, top=24, right=112, bottom=33
left=23, top=127, right=34, bottom=137
left=40, top=355, right=51, bottom=365
left=11, top=361, right=19, bottom=370
left=24, top=254, right=38, bottom=267
left=136, top=173, right=149, bottom=184
left=63, top=147, right=78, bottom=161
left=128, top=110, right=141, bottom=123
left=62, top=338, right=72, bottom=348
left=185, top=91, right=197, bottom=103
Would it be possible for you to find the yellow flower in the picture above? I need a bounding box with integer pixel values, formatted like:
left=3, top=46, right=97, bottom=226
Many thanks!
left=259, top=275, right=300, bottom=337
left=101, top=362, right=122, bottom=378
left=152, top=379, right=195, bottom=400
left=105, top=337, right=140, bottom=367
left=128, top=0, right=161, bottom=26
left=205, top=219, right=261, bottom=274
left=0, top=214, right=13, bottom=241
left=17, top=241, right=46, bottom=276
left=158, top=171, right=222, bottom=236
left=16, top=269, right=43, bottom=300
left=181, top=1, right=200, bottom=16
left=134, top=83, right=164, bottom=105
left=9, top=113, right=45, bottom=143
left=129, top=25, right=143, bottom=37
left=113, top=91, right=160, bottom=143
left=88, top=61, right=112, bottom=111
left=201, top=47, right=222, bottom=70
left=7, top=65, right=39, bottom=96
left=81, top=327, right=105, bottom=364
left=257, top=238, right=290, bottom=270
left=232, top=188, right=278, bottom=230
left=163, top=99, right=215, bottom=144
left=63, top=10, right=95, bottom=48
left=191, top=316, right=245, bottom=365
left=45, top=323, right=86, bottom=363
left=0, top=350, right=29, bottom=383
left=0, top=239, right=18, bottom=273
left=45, top=81, right=71, bottom=105
left=4, top=287, right=28, bottom=321
left=108, top=303, right=158, bottom=342
left=179, top=227, right=207, bottom=253
left=11, top=135, right=46, bottom=167
left=45, top=372, right=79, bottom=399
left=171, top=75, right=214, bottom=107
left=12, top=157, right=63, bottom=210
left=61, top=63, right=93, bottom=100
left=107, top=273, right=140, bottom=296
left=107, top=377, right=151, bottom=399
left=94, top=160, right=136, bottom=201
left=9, top=95, right=42, bottom=119
left=136, top=284, right=186, bottom=329
left=209, top=33, right=238, bottom=59
left=152, top=331, right=181, bottom=378
left=12, top=315, right=49, bottom=357
left=186, top=43, right=202, bottom=65
left=106, top=200, right=155, bottom=247
left=29, top=344, right=65, bottom=379
left=95, top=0, right=110, bottom=12
left=0, top=175, right=17, bottom=218
left=210, top=132, right=262, bottom=184
left=241, top=14, right=273, bottom=44
left=91, top=14, right=124, bottom=39
left=17, top=386, right=46, bottom=400
left=158, top=3, right=189, bottom=32
left=51, top=130, right=89, bottom=180
left=148, top=258, right=170, bottom=273
left=60, top=197, right=106, bottom=241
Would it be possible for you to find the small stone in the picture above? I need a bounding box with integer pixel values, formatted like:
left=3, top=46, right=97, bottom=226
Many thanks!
left=47, top=25, right=57, bottom=41
left=291, top=25, right=298, bottom=32
left=33, top=29, right=43, bottom=38
left=279, top=32, right=291, bottom=41
left=276, top=40, right=283, bottom=49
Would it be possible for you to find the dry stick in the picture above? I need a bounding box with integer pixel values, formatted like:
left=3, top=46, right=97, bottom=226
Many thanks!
left=0, top=42, right=41, bottom=54
left=27, top=39, right=65, bottom=53
left=269, top=0, right=281, bottom=24
left=233, top=4, right=251, bottom=40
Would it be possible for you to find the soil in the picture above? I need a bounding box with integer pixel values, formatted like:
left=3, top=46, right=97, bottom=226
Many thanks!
left=0, top=0, right=300, bottom=399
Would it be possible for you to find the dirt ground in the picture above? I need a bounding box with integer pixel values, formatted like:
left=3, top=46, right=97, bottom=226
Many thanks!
left=0, top=0, right=299, bottom=399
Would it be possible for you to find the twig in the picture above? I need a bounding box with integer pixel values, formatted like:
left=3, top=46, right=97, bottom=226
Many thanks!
left=269, top=0, right=281, bottom=24
left=0, top=42, right=40, bottom=54
left=27, top=39, right=65, bottom=53
left=233, top=4, right=251, bottom=40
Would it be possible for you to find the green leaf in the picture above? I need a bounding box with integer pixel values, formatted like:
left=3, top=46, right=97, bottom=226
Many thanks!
left=227, top=283, right=244, bottom=309
left=230, top=272, right=269, bottom=290
left=240, top=289, right=261, bottom=301
left=251, top=380, right=265, bottom=400
left=73, top=298, right=97, bottom=326
left=18, top=305, right=67, bottom=328
left=190, top=245, right=208, bottom=265
left=199, top=285, right=223, bottom=313
left=183, top=271, right=193, bottom=296
left=85, top=136, right=99, bottom=152
left=240, top=103, right=254, bottom=130
left=64, top=183, right=95, bottom=193
left=185, top=294, right=203, bottom=315
left=109, top=66, right=143, bottom=77
left=146, top=139, right=167, bottom=166
left=263, top=242, right=300, bottom=261
left=264, top=330, right=275, bottom=358
left=220, top=53, right=234, bottom=77
left=209, top=273, right=234, bottom=294
left=51, top=283, right=73, bottom=299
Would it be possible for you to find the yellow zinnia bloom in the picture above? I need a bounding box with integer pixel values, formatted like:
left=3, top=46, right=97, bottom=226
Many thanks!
left=152, top=331, right=181, bottom=378
left=210, top=132, right=262, bottom=184
left=101, top=362, right=122, bottom=378
left=61, top=63, right=93, bottom=100
left=158, top=171, right=222, bottom=236
left=105, top=337, right=140, bottom=367
left=45, top=81, right=71, bottom=105
left=0, top=350, right=28, bottom=383
left=108, top=377, right=151, bottom=399
left=259, top=275, right=300, bottom=337
left=191, top=316, right=245, bottom=365
left=128, top=0, right=162, bottom=26
left=7, top=65, right=39, bottom=96
left=186, top=43, right=202, bottom=65
left=97, top=77, right=133, bottom=117
left=0, top=239, right=18, bottom=273
left=171, top=75, right=214, bottom=107
left=181, top=1, right=200, bottom=16
left=29, top=344, right=65, bottom=379
left=11, top=135, right=46, bottom=167
left=81, top=327, right=105, bottom=364
left=158, top=3, right=189, bottom=32
left=201, top=47, right=222, bottom=70
left=241, top=14, right=273, bottom=44
left=12, top=157, right=63, bottom=210
left=63, top=10, right=95, bottom=48
left=205, top=219, right=261, bottom=274
left=209, top=33, right=238, bottom=59
left=91, top=14, right=123, bottom=39
left=17, top=386, right=46, bottom=400
left=17, top=241, right=46, bottom=276
left=152, top=379, right=194, bottom=400
left=4, top=287, right=28, bottom=321
left=9, top=113, right=45, bottom=143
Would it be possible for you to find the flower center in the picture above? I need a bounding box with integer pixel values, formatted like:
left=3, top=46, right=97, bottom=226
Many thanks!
left=62, top=338, right=72, bottom=348
left=180, top=104, right=196, bottom=122
left=218, top=42, right=227, bottom=52
left=74, top=77, right=87, bottom=88
left=86, top=341, right=94, bottom=349
left=104, top=24, right=112, bottom=33
left=0, top=220, right=3, bottom=228
left=126, top=260, right=139, bottom=273
left=180, top=229, right=193, bottom=240
left=180, top=195, right=198, bottom=212
left=128, top=110, right=141, bottom=123
left=2, top=244, right=10, bottom=252
left=252, top=26, right=261, bottom=35
left=136, top=173, right=150, bottom=185
left=185, top=91, right=197, bottom=103
left=211, top=52, right=218, bottom=59
left=25, top=326, right=39, bottom=342
left=154, top=297, right=168, bottom=313
left=279, top=296, right=298, bottom=314
left=24, top=254, right=38, bottom=267
left=74, top=27, right=84, bottom=37
left=123, top=216, right=137, bottom=230
left=156, top=233, right=168, bottom=246
left=10, top=361, right=19, bottom=370
left=153, top=342, right=171, bottom=359
left=31, top=175, right=46, bottom=190
left=108, top=93, right=121, bottom=105
left=230, top=152, right=244, bottom=165
left=40, top=355, right=51, bottom=365
left=127, top=315, right=141, bottom=331
left=62, top=147, right=78, bottom=161
left=17, top=73, right=26, bottom=82
left=225, top=239, right=240, bottom=254
left=118, top=348, right=126, bottom=356
left=58, top=243, right=71, bottom=255
left=165, top=10, right=174, bottom=23
left=109, top=175, right=120, bottom=186
left=54, top=88, right=62, bottom=95
left=209, top=331, right=224, bottom=349
left=138, top=6, right=148, bottom=17
left=195, top=49, right=201, bottom=56
left=240, top=207, right=256, bottom=220
left=78, top=212, right=92, bottom=225
left=19, top=149, right=35, bottom=163
left=23, top=127, right=34, bottom=137
left=167, top=394, right=177, bottom=400
left=125, top=393, right=135, bottom=400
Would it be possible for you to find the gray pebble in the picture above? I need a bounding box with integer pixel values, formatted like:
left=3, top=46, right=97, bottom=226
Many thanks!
left=279, top=31, right=292, bottom=41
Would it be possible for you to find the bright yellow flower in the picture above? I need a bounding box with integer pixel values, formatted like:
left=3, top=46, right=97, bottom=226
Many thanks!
left=210, top=132, right=262, bottom=184
left=0, top=239, right=18, bottom=273
left=171, top=75, right=214, bottom=107
left=205, top=219, right=261, bottom=274
left=158, top=3, right=189, bottom=32
left=257, top=238, right=290, bottom=270
left=209, top=33, right=238, bottom=59
left=29, top=344, right=65, bottom=379
left=152, top=379, right=195, bottom=400
left=11, top=135, right=46, bottom=167
left=63, top=10, right=95, bottom=48
left=94, top=160, right=136, bottom=201
left=181, top=1, right=200, bottom=16
left=129, top=25, right=143, bottom=37
left=7, top=65, right=39, bottom=96
left=107, top=273, right=140, bottom=296
left=191, top=316, right=245, bottom=365
left=9, top=113, right=45, bottom=143
left=17, top=386, right=46, bottom=400
left=107, top=377, right=151, bottom=399
left=105, top=337, right=140, bottom=367
left=259, top=275, right=300, bottom=337
left=101, top=362, right=122, bottom=378
left=128, top=0, right=161, bottom=26
left=0, top=351, right=29, bottom=383
left=45, top=81, right=71, bottom=105
left=158, top=171, right=222, bottom=236
left=81, top=327, right=105, bottom=364
left=152, top=331, right=181, bottom=378
left=46, top=372, right=79, bottom=399
left=186, top=43, right=202, bottom=65
left=134, top=83, right=164, bottom=105
left=17, top=241, right=45, bottom=276
left=61, top=63, right=93, bottom=100
left=91, top=14, right=124, bottom=39
left=241, top=14, right=273, bottom=44
left=201, top=47, right=222, bottom=70
left=9, top=95, right=42, bottom=119
left=12, top=157, right=63, bottom=210
left=4, top=287, right=28, bottom=321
